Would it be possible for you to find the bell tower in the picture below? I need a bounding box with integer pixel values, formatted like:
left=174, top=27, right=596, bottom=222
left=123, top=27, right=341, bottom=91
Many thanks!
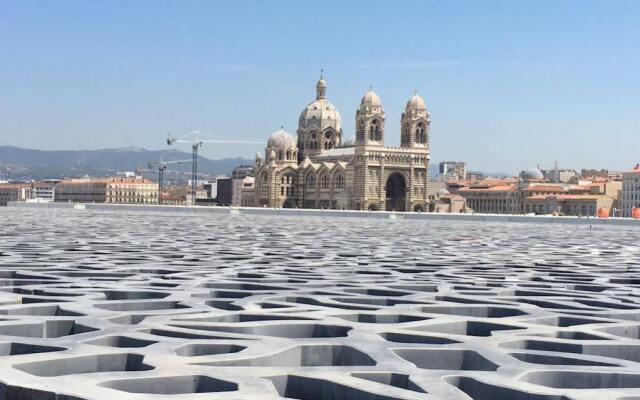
left=355, top=88, right=385, bottom=146
left=400, top=91, right=430, bottom=148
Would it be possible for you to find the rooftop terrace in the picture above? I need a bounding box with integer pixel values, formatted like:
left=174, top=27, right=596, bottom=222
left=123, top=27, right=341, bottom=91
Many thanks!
left=0, top=207, right=639, bottom=399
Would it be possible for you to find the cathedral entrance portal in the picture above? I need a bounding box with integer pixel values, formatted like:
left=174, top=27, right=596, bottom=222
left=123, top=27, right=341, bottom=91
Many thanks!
left=385, top=172, right=407, bottom=211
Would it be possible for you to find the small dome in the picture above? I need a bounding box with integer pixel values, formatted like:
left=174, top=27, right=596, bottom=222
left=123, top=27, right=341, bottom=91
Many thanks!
left=316, top=78, right=327, bottom=98
left=360, top=90, right=381, bottom=107
left=342, top=136, right=356, bottom=146
left=267, top=127, right=296, bottom=152
left=437, top=188, right=450, bottom=196
left=406, top=93, right=426, bottom=110
left=520, top=168, right=544, bottom=180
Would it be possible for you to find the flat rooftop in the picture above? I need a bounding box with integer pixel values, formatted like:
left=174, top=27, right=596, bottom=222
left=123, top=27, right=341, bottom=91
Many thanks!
left=0, top=207, right=639, bottom=399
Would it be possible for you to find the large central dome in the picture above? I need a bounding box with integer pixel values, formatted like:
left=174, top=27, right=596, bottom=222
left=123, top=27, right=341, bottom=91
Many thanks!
left=298, top=75, right=342, bottom=132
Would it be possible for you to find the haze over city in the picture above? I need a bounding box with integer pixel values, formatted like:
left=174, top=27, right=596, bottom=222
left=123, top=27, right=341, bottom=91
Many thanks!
left=1, top=0, right=639, bottom=173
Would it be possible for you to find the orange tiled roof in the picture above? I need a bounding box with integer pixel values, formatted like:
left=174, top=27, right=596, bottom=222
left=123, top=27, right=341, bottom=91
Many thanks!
left=458, top=185, right=516, bottom=192
left=526, top=194, right=605, bottom=201
left=452, top=178, right=516, bottom=187
left=521, top=185, right=564, bottom=192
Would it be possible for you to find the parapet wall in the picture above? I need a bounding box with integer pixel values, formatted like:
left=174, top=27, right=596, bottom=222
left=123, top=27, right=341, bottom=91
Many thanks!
left=7, top=201, right=640, bottom=227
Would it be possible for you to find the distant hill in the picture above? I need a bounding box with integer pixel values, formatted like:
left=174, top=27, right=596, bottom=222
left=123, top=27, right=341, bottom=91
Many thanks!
left=0, top=146, right=252, bottom=181
left=0, top=146, right=509, bottom=182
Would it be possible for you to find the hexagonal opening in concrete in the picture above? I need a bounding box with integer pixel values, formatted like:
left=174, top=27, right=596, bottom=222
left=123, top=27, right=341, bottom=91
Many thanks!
left=0, top=305, right=84, bottom=317
left=101, top=290, right=169, bottom=300
left=520, top=371, right=640, bottom=389
left=107, top=314, right=148, bottom=325
left=380, top=331, right=459, bottom=345
left=84, top=335, right=158, bottom=348
left=0, top=342, right=67, bottom=356
left=202, top=345, right=376, bottom=367
left=499, top=339, right=583, bottom=354
left=413, top=320, right=525, bottom=337
left=142, top=328, right=248, bottom=341
left=175, top=343, right=246, bottom=357
left=336, top=313, right=428, bottom=324
left=94, top=300, right=188, bottom=312
left=352, top=373, right=426, bottom=393
left=177, top=313, right=315, bottom=323
left=168, top=323, right=352, bottom=338
left=267, top=375, right=404, bottom=400
left=420, top=305, right=527, bottom=318
left=509, top=352, right=620, bottom=367
left=100, top=375, right=238, bottom=394
left=14, top=353, right=154, bottom=377
left=445, top=376, right=573, bottom=400
left=204, top=300, right=244, bottom=310
left=393, top=349, right=498, bottom=371
left=528, top=315, right=609, bottom=327
left=0, top=320, right=98, bottom=338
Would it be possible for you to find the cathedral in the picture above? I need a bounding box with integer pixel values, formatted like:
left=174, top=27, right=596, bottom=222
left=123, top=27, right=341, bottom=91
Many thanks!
left=253, top=74, right=431, bottom=212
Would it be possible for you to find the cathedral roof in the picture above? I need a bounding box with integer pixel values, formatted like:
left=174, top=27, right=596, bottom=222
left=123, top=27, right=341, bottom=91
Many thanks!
left=314, top=146, right=355, bottom=159
left=298, top=75, right=342, bottom=132
left=267, top=127, right=296, bottom=152
left=406, top=93, right=426, bottom=110
left=360, top=89, right=382, bottom=107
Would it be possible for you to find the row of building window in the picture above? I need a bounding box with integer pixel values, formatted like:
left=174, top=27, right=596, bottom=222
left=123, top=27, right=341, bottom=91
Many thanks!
left=305, top=174, right=345, bottom=189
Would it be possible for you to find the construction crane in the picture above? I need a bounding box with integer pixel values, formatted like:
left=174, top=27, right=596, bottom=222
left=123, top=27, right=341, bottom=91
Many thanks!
left=148, top=157, right=192, bottom=205
left=166, top=130, right=261, bottom=206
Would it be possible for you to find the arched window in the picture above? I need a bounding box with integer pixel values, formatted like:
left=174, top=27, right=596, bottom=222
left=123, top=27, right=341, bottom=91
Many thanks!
left=369, top=120, right=378, bottom=141
left=286, top=151, right=291, bottom=160
left=320, top=174, right=329, bottom=189
left=306, top=173, right=316, bottom=188
left=280, top=173, right=296, bottom=197
left=278, top=151, right=283, bottom=160
left=260, top=174, right=269, bottom=197
left=357, top=121, right=365, bottom=141
left=402, top=123, right=409, bottom=144
left=335, top=174, right=345, bottom=189
left=417, top=122, right=426, bottom=144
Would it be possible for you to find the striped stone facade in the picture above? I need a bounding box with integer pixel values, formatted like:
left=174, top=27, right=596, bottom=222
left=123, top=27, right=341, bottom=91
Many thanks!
left=253, top=75, right=430, bottom=212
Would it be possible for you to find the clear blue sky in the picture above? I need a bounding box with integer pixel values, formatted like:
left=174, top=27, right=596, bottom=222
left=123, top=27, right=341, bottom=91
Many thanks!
left=1, top=1, right=639, bottom=173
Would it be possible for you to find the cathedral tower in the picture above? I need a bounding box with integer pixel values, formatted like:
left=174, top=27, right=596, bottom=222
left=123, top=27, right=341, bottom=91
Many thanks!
left=400, top=91, right=430, bottom=148
left=355, top=89, right=385, bottom=146
left=296, top=72, right=342, bottom=162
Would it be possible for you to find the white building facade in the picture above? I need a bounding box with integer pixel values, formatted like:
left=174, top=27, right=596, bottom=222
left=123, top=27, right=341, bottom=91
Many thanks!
left=621, top=164, right=640, bottom=217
